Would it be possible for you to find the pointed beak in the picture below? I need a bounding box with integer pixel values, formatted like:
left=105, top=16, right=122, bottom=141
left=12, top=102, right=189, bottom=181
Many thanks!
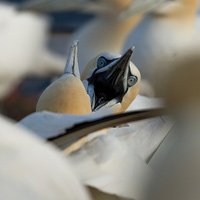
left=103, top=47, right=134, bottom=93
left=90, top=47, right=135, bottom=111
left=119, top=0, right=165, bottom=20
left=63, top=40, right=80, bottom=78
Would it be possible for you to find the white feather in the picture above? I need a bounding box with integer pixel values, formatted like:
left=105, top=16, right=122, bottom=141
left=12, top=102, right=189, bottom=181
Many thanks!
left=123, top=0, right=200, bottom=96
left=0, top=3, right=66, bottom=99
left=0, top=115, right=91, bottom=200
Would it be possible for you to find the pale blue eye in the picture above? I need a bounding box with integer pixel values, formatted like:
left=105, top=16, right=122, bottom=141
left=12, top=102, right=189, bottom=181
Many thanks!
left=127, top=76, right=137, bottom=87
left=97, top=57, right=107, bottom=68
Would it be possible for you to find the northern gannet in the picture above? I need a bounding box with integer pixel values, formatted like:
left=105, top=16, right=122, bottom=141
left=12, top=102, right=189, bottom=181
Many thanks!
left=82, top=47, right=141, bottom=114
left=37, top=40, right=140, bottom=115
left=141, top=58, right=200, bottom=200
left=122, top=0, right=200, bottom=96
left=0, top=115, right=91, bottom=200
left=36, top=41, right=92, bottom=115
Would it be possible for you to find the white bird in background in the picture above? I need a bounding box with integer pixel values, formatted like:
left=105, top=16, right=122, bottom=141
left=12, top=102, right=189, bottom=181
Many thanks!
left=145, top=115, right=200, bottom=200
left=0, top=3, right=66, bottom=99
left=122, top=0, right=200, bottom=96
left=23, top=0, right=143, bottom=74
left=67, top=0, right=143, bottom=74
left=144, top=60, right=200, bottom=200
left=0, top=115, right=91, bottom=200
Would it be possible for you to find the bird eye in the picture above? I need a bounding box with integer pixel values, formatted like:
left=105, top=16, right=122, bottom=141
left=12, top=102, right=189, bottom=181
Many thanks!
left=127, top=76, right=137, bottom=87
left=97, top=57, right=107, bottom=68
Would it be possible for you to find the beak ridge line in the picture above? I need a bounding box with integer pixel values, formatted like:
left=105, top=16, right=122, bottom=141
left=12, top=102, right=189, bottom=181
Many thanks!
left=63, top=40, right=80, bottom=78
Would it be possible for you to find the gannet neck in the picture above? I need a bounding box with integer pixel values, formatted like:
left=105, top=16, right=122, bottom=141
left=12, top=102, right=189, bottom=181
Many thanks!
left=63, top=40, right=80, bottom=78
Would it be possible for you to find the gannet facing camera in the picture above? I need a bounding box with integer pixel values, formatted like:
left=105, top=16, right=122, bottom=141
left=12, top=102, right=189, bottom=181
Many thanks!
left=82, top=47, right=141, bottom=114
left=36, top=41, right=91, bottom=115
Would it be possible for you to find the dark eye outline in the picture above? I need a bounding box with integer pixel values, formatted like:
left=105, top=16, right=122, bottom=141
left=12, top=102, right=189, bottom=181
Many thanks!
left=127, top=75, right=138, bottom=87
left=97, top=57, right=107, bottom=69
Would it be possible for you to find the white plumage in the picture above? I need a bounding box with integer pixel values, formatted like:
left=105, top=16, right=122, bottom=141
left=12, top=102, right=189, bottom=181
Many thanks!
left=18, top=94, right=173, bottom=199
left=0, top=115, right=91, bottom=200
left=144, top=110, right=200, bottom=200
left=123, top=0, right=200, bottom=96
left=0, top=3, right=66, bottom=99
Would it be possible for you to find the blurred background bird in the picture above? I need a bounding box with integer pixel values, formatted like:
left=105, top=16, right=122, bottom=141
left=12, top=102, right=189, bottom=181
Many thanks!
left=0, top=2, right=68, bottom=120
left=142, top=57, right=200, bottom=200
left=0, top=3, right=67, bottom=98
left=122, top=0, right=200, bottom=97
left=0, top=115, right=91, bottom=200
left=21, top=0, right=143, bottom=74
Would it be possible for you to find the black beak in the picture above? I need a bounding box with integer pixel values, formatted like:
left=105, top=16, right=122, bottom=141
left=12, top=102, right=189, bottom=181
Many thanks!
left=89, top=47, right=134, bottom=111
left=103, top=47, right=134, bottom=93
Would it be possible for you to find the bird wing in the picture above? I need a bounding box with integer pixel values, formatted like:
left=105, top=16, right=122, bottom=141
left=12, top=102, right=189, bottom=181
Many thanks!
left=66, top=113, right=174, bottom=199
left=67, top=134, right=154, bottom=200
left=49, top=108, right=168, bottom=149
left=18, top=92, right=170, bottom=150
left=18, top=108, right=113, bottom=139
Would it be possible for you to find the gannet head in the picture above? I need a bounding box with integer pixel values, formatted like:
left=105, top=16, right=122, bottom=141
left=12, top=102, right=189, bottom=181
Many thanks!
left=82, top=47, right=141, bottom=114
